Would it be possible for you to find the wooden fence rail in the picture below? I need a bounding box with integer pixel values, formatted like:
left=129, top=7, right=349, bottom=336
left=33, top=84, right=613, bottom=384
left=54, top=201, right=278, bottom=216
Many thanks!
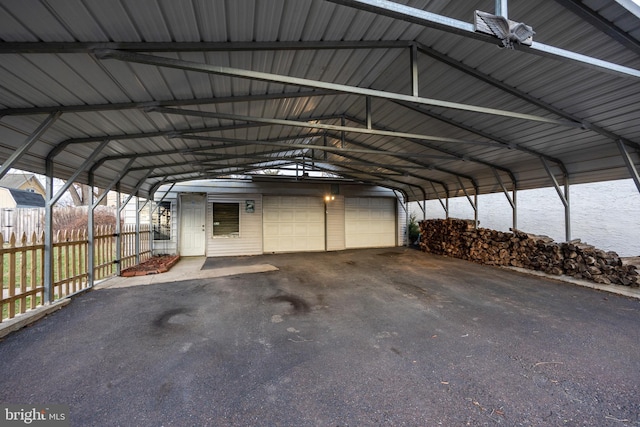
left=1, top=224, right=151, bottom=323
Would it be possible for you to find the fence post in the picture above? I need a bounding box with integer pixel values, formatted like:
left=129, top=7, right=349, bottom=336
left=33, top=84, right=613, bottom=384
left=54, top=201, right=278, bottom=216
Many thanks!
left=28, top=231, right=37, bottom=309
left=8, top=233, right=16, bottom=318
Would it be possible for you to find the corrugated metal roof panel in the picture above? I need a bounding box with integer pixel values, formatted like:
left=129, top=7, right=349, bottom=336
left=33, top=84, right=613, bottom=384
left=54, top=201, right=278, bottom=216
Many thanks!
left=0, top=0, right=638, bottom=201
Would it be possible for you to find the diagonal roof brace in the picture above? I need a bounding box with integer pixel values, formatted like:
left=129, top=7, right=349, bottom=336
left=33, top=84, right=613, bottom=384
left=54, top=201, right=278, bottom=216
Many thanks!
left=96, top=49, right=579, bottom=126
left=0, top=111, right=61, bottom=179
left=415, top=43, right=639, bottom=153
left=179, top=134, right=446, bottom=160
left=148, top=106, right=516, bottom=146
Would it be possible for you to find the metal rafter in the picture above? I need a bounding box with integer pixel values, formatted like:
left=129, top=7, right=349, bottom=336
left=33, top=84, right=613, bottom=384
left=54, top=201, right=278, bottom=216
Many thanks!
left=392, top=100, right=567, bottom=172
left=315, top=158, right=427, bottom=198
left=0, top=90, right=335, bottom=118
left=415, top=43, right=640, bottom=153
left=323, top=132, right=478, bottom=189
left=176, top=131, right=477, bottom=193
left=340, top=115, right=515, bottom=183
left=179, top=134, right=457, bottom=160
left=327, top=0, right=640, bottom=79
left=325, top=150, right=446, bottom=193
left=553, top=0, right=640, bottom=57
left=0, top=111, right=61, bottom=179
left=96, top=49, right=577, bottom=126
left=0, top=40, right=409, bottom=54
left=148, top=106, right=518, bottom=147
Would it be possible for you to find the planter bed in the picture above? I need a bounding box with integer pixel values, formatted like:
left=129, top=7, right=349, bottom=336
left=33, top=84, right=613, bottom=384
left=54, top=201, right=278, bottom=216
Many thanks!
left=120, top=255, right=180, bottom=277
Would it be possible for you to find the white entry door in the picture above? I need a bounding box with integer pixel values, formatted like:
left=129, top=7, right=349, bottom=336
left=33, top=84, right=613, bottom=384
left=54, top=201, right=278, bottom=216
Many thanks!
left=180, top=194, right=206, bottom=256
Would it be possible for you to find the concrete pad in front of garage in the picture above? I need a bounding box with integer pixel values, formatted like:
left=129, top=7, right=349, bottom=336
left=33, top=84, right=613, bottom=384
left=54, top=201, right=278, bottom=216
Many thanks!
left=1, top=248, right=639, bottom=426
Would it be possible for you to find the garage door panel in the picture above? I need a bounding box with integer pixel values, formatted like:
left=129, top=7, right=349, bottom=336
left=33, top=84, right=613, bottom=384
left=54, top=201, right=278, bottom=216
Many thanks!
left=263, top=196, right=325, bottom=253
left=345, top=197, right=396, bottom=249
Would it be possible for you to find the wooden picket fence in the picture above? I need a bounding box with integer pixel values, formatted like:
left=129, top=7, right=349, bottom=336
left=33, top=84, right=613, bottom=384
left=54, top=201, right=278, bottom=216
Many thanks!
left=1, top=224, right=151, bottom=323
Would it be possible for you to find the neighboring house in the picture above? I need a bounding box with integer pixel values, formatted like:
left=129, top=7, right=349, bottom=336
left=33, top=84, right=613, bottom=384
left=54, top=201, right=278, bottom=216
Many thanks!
left=0, top=173, right=46, bottom=197
left=0, top=187, right=46, bottom=240
left=0, top=187, right=45, bottom=209
left=152, top=179, right=407, bottom=258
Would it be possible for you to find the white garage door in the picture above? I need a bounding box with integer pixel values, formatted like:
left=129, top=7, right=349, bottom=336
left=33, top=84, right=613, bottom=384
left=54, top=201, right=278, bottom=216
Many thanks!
left=345, top=197, right=396, bottom=248
left=263, top=196, right=325, bottom=253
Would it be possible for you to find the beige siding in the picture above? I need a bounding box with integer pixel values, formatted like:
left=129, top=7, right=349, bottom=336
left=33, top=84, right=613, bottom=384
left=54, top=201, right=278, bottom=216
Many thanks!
left=0, top=188, right=17, bottom=209
left=326, top=195, right=345, bottom=251
left=206, top=194, right=263, bottom=257
left=397, top=199, right=407, bottom=246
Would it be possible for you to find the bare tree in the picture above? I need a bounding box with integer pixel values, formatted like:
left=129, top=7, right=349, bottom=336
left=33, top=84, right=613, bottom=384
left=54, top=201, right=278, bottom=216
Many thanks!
left=67, top=184, right=107, bottom=206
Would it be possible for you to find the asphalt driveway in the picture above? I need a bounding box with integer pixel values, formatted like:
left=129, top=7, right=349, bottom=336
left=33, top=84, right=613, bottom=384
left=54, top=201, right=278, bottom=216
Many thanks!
left=1, top=248, right=639, bottom=426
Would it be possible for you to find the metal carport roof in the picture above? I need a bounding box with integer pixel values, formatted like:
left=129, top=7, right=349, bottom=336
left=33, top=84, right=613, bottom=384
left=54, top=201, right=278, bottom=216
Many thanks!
left=0, top=0, right=639, bottom=208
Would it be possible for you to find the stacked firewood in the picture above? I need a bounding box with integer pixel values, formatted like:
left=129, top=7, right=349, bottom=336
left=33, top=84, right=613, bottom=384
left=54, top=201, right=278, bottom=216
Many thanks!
left=419, top=219, right=639, bottom=287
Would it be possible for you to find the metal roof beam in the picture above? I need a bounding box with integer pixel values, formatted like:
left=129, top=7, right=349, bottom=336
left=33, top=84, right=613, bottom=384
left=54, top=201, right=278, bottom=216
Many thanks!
left=167, top=118, right=484, bottom=193
left=97, top=49, right=577, bottom=126
left=48, top=139, right=111, bottom=206
left=416, top=43, right=639, bottom=152
left=392, top=99, right=568, bottom=173
left=0, top=40, right=410, bottom=54
left=321, top=138, right=450, bottom=194
left=92, top=134, right=319, bottom=166
left=0, top=111, right=60, bottom=179
left=149, top=106, right=514, bottom=146
left=91, top=158, right=137, bottom=208
left=181, top=134, right=455, bottom=160
left=141, top=149, right=313, bottom=179
left=318, top=155, right=431, bottom=198
left=341, top=114, right=515, bottom=183
left=327, top=0, right=640, bottom=79
left=58, top=122, right=264, bottom=146
left=0, top=91, right=334, bottom=118
left=324, top=134, right=474, bottom=202
left=553, top=0, right=640, bottom=57
left=122, top=169, right=155, bottom=203
left=328, top=136, right=472, bottom=184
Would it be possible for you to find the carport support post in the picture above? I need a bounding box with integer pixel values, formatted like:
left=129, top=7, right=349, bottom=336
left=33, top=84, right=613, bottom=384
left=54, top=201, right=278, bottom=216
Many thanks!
left=148, top=198, right=153, bottom=256
left=429, top=181, right=448, bottom=218
left=116, top=183, right=122, bottom=276
left=135, top=197, right=150, bottom=263
left=542, top=158, right=571, bottom=241
left=135, top=196, right=140, bottom=265
left=456, top=177, right=478, bottom=228
left=44, top=160, right=55, bottom=304
left=617, top=139, right=640, bottom=194
left=493, top=168, right=517, bottom=230
left=512, top=186, right=518, bottom=231
left=406, top=200, right=410, bottom=246
left=87, top=172, right=95, bottom=288
left=564, top=177, right=571, bottom=242
left=43, top=139, right=109, bottom=302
